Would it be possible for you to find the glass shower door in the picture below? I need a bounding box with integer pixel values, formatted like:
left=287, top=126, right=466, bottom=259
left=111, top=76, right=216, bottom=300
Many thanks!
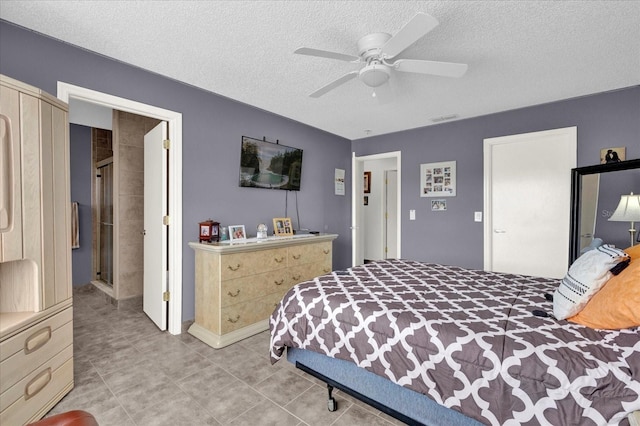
left=97, top=161, right=113, bottom=285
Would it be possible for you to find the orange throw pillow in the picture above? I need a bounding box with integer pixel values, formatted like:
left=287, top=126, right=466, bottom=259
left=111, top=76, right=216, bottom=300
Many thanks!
left=569, top=258, right=640, bottom=329
left=625, top=244, right=640, bottom=261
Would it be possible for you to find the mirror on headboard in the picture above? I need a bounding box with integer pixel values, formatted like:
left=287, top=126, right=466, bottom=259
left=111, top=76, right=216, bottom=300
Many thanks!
left=569, top=158, right=640, bottom=263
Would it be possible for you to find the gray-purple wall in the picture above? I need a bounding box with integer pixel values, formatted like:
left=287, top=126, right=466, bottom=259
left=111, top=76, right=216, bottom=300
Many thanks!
left=353, top=86, right=640, bottom=269
left=0, top=20, right=353, bottom=322
left=69, top=124, right=93, bottom=287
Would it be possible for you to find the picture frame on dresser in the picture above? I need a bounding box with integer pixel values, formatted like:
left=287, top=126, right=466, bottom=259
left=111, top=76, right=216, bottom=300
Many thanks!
left=229, top=225, right=246, bottom=241
left=273, top=217, right=293, bottom=236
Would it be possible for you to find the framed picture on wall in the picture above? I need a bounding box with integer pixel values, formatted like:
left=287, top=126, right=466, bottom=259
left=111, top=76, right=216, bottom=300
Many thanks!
left=431, top=199, right=447, bottom=211
left=364, top=171, right=371, bottom=193
left=600, top=147, right=626, bottom=164
left=273, top=217, right=294, bottom=236
left=420, top=161, right=456, bottom=197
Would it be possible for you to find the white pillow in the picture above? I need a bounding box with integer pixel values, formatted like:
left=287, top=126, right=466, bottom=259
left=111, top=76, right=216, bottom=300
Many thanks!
left=553, top=245, right=629, bottom=320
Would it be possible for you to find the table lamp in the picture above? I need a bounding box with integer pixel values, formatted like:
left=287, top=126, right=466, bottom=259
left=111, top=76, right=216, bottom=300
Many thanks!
left=608, top=192, right=640, bottom=247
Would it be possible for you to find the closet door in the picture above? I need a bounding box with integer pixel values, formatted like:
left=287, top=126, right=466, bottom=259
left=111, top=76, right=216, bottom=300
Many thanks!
left=0, top=84, right=22, bottom=262
left=484, top=127, right=576, bottom=279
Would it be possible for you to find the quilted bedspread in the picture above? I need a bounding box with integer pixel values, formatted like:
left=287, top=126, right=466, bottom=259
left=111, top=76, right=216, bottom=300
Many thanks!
left=269, top=259, right=640, bottom=426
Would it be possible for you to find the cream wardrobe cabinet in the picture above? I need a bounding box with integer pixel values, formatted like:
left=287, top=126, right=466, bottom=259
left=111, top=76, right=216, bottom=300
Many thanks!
left=0, top=75, right=73, bottom=425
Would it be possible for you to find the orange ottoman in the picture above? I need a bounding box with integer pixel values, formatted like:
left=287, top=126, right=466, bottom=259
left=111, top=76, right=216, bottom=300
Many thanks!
left=28, top=410, right=98, bottom=426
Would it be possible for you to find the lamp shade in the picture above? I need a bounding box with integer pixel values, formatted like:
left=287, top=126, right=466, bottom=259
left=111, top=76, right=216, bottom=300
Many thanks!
left=608, top=192, right=640, bottom=222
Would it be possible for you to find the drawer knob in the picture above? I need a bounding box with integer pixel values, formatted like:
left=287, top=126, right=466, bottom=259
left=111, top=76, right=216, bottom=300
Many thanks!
left=227, top=263, right=241, bottom=271
left=274, top=279, right=284, bottom=286
left=227, top=315, right=240, bottom=324
left=292, top=275, right=301, bottom=281
left=24, top=326, right=52, bottom=355
left=323, top=268, right=330, bottom=273
left=323, top=249, right=330, bottom=254
left=292, top=254, right=301, bottom=260
left=25, top=368, right=52, bottom=400
left=274, top=257, right=284, bottom=263
left=228, top=289, right=240, bottom=297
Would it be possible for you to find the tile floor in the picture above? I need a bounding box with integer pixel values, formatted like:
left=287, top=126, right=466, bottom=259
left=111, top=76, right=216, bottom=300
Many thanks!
left=45, top=286, right=404, bottom=426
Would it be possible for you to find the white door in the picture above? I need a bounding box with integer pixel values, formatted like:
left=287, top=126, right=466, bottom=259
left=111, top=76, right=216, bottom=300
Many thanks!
left=144, top=122, right=168, bottom=330
left=484, top=127, right=576, bottom=279
left=352, top=154, right=365, bottom=266
left=384, top=170, right=398, bottom=258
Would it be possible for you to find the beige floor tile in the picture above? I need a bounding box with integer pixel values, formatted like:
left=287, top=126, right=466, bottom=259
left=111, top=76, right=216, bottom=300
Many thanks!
left=44, top=287, right=406, bottom=426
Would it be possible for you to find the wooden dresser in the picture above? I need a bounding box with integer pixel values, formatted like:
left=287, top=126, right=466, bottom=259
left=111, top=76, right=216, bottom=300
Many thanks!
left=1, top=75, right=73, bottom=424
left=188, top=234, right=337, bottom=348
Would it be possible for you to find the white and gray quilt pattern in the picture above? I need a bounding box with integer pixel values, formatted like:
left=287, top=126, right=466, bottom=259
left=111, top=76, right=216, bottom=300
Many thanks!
left=269, top=259, right=640, bottom=426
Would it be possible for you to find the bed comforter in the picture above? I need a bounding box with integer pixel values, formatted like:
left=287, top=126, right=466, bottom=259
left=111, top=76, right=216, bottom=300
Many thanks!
left=269, top=259, right=640, bottom=425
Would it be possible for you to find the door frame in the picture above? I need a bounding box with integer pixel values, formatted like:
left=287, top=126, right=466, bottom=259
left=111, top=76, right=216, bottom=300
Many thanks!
left=57, top=82, right=183, bottom=335
left=352, top=151, right=401, bottom=266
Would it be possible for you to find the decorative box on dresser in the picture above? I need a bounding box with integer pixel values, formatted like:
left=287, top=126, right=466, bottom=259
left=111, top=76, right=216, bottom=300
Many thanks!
left=188, top=234, right=337, bottom=348
left=0, top=75, right=73, bottom=424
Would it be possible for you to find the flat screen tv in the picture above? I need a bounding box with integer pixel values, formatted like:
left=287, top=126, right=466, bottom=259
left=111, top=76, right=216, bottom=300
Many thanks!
left=239, top=136, right=303, bottom=191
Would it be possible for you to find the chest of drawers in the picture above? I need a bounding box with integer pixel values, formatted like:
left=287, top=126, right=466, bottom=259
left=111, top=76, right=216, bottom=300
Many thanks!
left=188, top=234, right=337, bottom=348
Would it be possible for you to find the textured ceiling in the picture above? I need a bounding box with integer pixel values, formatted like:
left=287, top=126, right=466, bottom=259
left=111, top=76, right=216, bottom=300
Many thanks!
left=1, top=1, right=639, bottom=140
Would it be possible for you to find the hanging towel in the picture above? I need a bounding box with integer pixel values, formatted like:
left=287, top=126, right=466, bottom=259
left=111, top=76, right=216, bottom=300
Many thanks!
left=71, top=201, right=80, bottom=249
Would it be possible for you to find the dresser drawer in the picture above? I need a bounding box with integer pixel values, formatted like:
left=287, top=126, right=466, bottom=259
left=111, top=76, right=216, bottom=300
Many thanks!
left=289, top=260, right=332, bottom=285
left=220, top=293, right=284, bottom=334
left=288, top=242, right=332, bottom=266
left=0, top=346, right=73, bottom=424
left=221, top=248, right=287, bottom=280
left=220, top=269, right=289, bottom=307
left=0, top=307, right=73, bottom=395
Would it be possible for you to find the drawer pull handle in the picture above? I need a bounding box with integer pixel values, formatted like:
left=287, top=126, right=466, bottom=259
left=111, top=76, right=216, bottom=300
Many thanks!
left=292, top=275, right=301, bottom=281
left=24, top=326, right=52, bottom=355
left=292, top=254, right=301, bottom=260
left=323, top=249, right=330, bottom=254
left=323, top=268, right=330, bottom=273
left=227, top=264, right=241, bottom=271
left=274, top=257, right=284, bottom=263
left=25, top=368, right=52, bottom=400
left=228, top=289, right=240, bottom=297
left=227, top=315, right=240, bottom=324
left=274, top=279, right=284, bottom=286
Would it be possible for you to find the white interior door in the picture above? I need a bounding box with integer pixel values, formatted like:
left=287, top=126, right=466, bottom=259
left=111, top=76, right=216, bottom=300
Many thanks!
left=144, top=122, right=168, bottom=330
left=484, top=127, right=576, bottom=279
left=385, top=170, right=398, bottom=258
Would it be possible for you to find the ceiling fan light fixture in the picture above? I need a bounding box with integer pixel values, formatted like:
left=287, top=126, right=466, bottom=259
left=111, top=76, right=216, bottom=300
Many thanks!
left=359, top=63, right=391, bottom=87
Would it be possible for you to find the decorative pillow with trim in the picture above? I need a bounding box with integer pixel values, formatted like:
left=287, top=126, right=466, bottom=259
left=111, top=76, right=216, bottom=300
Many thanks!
left=569, top=256, right=640, bottom=329
left=553, top=245, right=630, bottom=320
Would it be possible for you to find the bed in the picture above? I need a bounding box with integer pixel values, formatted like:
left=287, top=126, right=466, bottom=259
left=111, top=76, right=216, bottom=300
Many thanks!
left=269, top=259, right=640, bottom=425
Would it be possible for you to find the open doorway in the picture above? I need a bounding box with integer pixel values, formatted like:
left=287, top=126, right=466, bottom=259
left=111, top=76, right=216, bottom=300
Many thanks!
left=58, top=82, right=184, bottom=335
left=352, top=151, right=402, bottom=266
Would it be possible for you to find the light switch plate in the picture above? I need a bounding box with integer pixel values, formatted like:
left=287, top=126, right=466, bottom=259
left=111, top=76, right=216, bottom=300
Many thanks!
left=474, top=211, right=482, bottom=222
left=410, top=209, right=416, bottom=220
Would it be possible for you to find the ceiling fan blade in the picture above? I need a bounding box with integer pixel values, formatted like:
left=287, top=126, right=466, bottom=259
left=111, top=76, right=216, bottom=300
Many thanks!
left=294, top=47, right=360, bottom=62
left=381, top=13, right=439, bottom=59
left=309, top=71, right=359, bottom=98
left=394, top=59, right=468, bottom=78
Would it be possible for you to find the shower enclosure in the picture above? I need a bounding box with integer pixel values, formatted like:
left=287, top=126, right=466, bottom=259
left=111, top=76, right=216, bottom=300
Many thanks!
left=96, top=159, right=113, bottom=286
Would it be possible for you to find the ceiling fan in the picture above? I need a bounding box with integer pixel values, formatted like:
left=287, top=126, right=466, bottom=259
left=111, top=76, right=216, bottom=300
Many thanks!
left=295, top=13, right=468, bottom=99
